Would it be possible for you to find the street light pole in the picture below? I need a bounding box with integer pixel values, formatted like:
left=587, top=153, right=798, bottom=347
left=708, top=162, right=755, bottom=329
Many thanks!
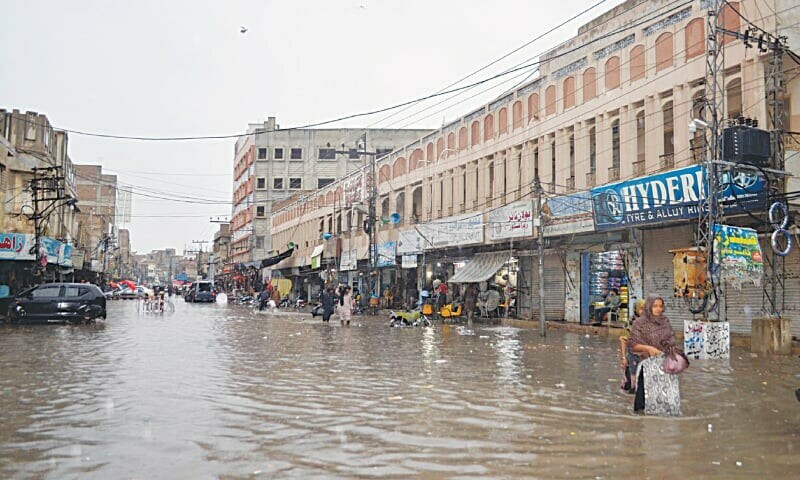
left=535, top=175, right=546, bottom=337
left=365, top=131, right=379, bottom=299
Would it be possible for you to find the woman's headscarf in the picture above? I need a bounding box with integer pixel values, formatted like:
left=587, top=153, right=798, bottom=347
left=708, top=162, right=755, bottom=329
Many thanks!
left=628, top=294, right=680, bottom=355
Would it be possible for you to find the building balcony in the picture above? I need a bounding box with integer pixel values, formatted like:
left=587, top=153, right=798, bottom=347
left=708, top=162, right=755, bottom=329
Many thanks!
left=566, top=176, right=575, bottom=192
left=659, top=153, right=675, bottom=171
left=632, top=159, right=646, bottom=177
left=586, top=171, right=596, bottom=187
left=608, top=166, right=620, bottom=182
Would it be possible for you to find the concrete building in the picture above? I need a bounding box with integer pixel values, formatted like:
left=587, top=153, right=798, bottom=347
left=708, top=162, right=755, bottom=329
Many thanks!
left=212, top=223, right=231, bottom=290
left=0, top=109, right=79, bottom=286
left=269, top=0, right=800, bottom=343
left=230, top=117, right=432, bottom=264
left=74, top=164, right=118, bottom=276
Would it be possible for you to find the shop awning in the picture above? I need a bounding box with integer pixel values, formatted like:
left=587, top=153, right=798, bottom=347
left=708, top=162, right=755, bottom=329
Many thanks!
left=448, top=252, right=508, bottom=283
left=310, top=244, right=325, bottom=268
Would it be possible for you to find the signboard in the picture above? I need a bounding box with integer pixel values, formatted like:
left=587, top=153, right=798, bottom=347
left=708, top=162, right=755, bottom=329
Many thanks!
left=58, top=243, right=73, bottom=268
left=401, top=254, right=418, bottom=269
left=71, top=249, right=86, bottom=270
left=417, top=213, right=484, bottom=249
left=684, top=320, right=730, bottom=359
left=376, top=241, right=396, bottom=267
left=343, top=171, right=365, bottom=207
left=591, top=165, right=765, bottom=231
left=0, top=233, right=28, bottom=260
left=0, top=233, right=64, bottom=264
left=488, top=200, right=533, bottom=240
left=397, top=229, right=424, bottom=254
left=542, top=191, right=595, bottom=237
left=712, top=224, right=763, bottom=289
left=340, top=249, right=358, bottom=271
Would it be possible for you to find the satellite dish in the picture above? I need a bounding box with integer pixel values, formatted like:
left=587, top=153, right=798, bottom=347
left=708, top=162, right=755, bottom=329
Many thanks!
left=322, top=232, right=332, bottom=240
left=389, top=213, right=402, bottom=224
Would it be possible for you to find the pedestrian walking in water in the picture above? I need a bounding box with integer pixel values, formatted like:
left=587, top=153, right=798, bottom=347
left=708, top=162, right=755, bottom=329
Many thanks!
left=321, top=287, right=335, bottom=323
left=628, top=294, right=689, bottom=416
left=338, top=286, right=353, bottom=326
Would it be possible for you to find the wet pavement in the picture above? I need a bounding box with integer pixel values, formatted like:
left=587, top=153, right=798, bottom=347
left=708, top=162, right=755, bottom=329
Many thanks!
left=0, top=299, right=798, bottom=479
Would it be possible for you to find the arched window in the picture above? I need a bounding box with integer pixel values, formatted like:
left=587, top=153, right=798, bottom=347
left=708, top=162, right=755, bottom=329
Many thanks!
left=605, top=56, right=620, bottom=90
left=545, top=85, right=556, bottom=116
left=458, top=127, right=468, bottom=150
left=425, top=143, right=434, bottom=165
left=563, top=76, right=576, bottom=109
left=471, top=121, right=480, bottom=146
left=379, top=164, right=391, bottom=184
left=411, top=186, right=422, bottom=221
left=395, top=192, right=405, bottom=224
left=630, top=45, right=645, bottom=81
left=722, top=2, right=741, bottom=45
left=447, top=132, right=455, bottom=150
left=498, top=107, right=508, bottom=135
left=484, top=114, right=495, bottom=141
left=436, top=138, right=444, bottom=161
left=512, top=101, right=523, bottom=130
left=583, top=68, right=596, bottom=101
left=655, top=32, right=673, bottom=72
left=393, top=156, right=407, bottom=177
left=528, top=93, right=539, bottom=121
left=685, top=18, right=705, bottom=60
left=409, top=149, right=423, bottom=171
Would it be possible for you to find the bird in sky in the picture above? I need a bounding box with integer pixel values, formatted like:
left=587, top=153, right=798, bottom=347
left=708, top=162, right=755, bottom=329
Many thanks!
left=240, top=26, right=248, bottom=34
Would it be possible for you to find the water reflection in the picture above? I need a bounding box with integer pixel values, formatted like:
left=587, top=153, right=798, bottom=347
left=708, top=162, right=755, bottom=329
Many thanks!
left=0, top=301, right=797, bottom=478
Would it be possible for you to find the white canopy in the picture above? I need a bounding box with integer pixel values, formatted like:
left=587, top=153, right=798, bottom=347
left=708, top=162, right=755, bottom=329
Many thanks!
left=448, top=252, right=508, bottom=284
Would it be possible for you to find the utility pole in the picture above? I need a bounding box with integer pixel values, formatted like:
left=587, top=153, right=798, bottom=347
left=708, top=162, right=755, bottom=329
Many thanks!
left=191, top=240, right=209, bottom=279
left=535, top=175, right=546, bottom=337
left=364, top=131, right=379, bottom=299
left=30, top=166, right=70, bottom=282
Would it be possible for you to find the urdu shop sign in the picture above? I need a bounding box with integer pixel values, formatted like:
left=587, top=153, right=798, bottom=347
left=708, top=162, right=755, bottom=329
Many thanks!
left=591, top=165, right=765, bottom=230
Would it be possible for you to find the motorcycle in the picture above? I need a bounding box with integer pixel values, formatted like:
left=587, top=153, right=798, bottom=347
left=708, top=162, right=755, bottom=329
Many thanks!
left=295, top=297, right=307, bottom=311
left=278, top=295, right=290, bottom=308
left=389, top=308, right=432, bottom=327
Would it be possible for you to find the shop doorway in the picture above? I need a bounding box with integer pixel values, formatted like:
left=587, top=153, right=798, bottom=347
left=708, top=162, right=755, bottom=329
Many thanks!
left=580, top=250, right=629, bottom=325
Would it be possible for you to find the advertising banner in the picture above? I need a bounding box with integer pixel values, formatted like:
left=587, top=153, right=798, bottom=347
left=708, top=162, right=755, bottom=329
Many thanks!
left=71, top=249, right=86, bottom=270
left=488, top=200, right=533, bottom=240
left=591, top=165, right=766, bottom=231
left=542, top=191, right=595, bottom=237
left=343, top=171, right=365, bottom=207
left=376, top=241, right=396, bottom=267
left=417, top=213, right=483, bottom=249
left=401, top=254, right=418, bottom=269
left=340, top=249, right=358, bottom=271
left=0, top=233, right=28, bottom=260
left=58, top=243, right=73, bottom=268
left=397, top=229, right=425, bottom=254
left=712, top=224, right=763, bottom=289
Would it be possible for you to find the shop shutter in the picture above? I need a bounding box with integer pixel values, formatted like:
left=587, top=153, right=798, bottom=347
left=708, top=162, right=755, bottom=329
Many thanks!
left=642, top=225, right=695, bottom=331
left=529, top=253, right=566, bottom=320
left=726, top=238, right=800, bottom=338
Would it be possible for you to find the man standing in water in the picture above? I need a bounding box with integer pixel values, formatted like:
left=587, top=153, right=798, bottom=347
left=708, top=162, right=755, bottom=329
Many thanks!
left=320, top=288, right=335, bottom=323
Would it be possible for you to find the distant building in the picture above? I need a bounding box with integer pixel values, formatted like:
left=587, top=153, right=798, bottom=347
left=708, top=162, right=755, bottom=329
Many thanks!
left=229, top=116, right=432, bottom=263
left=74, top=164, right=117, bottom=276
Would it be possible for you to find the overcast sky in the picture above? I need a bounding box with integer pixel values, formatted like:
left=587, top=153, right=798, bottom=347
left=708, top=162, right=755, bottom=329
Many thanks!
left=0, top=0, right=624, bottom=254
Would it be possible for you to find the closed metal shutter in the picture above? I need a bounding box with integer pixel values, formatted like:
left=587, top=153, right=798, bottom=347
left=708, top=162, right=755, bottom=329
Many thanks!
left=642, top=225, right=695, bottom=331
left=726, top=238, right=800, bottom=338
left=529, top=253, right=566, bottom=320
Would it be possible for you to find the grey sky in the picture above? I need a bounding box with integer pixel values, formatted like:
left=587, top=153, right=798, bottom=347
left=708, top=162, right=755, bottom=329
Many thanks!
left=0, top=0, right=622, bottom=254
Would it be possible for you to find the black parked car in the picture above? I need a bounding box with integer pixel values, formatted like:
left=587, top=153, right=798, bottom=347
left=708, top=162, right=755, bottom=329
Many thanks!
left=6, top=283, right=107, bottom=324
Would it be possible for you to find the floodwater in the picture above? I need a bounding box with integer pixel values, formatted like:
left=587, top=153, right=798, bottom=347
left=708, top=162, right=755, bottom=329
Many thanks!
left=0, top=300, right=798, bottom=479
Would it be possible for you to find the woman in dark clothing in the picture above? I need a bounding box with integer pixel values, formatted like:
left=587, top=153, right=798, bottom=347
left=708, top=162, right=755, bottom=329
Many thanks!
left=628, top=294, right=689, bottom=416
left=321, top=288, right=335, bottom=323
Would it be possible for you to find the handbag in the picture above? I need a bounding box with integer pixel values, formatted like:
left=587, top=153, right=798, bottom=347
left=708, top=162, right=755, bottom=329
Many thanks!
left=663, top=352, right=689, bottom=375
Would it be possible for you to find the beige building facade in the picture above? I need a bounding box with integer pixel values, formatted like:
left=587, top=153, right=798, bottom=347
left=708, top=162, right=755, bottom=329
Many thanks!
left=269, top=0, right=799, bottom=339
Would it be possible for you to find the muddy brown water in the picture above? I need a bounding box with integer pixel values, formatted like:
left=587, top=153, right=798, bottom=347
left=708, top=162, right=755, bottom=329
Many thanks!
left=0, top=300, right=798, bottom=479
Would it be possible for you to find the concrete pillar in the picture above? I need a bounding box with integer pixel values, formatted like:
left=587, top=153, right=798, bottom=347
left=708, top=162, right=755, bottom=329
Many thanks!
left=673, top=83, right=691, bottom=167
left=619, top=104, right=636, bottom=179
left=751, top=317, right=793, bottom=355
left=574, top=121, right=590, bottom=189
left=596, top=113, right=611, bottom=184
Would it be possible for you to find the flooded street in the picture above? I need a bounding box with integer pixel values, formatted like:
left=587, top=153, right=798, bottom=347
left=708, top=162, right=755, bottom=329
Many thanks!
left=1, top=300, right=798, bottom=479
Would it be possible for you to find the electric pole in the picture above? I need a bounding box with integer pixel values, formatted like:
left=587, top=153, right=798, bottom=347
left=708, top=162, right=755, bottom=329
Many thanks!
left=535, top=175, right=546, bottom=337
left=30, top=166, right=70, bottom=281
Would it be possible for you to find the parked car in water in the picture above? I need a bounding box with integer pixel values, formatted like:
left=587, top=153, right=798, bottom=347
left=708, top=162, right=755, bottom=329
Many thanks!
left=5, top=283, right=107, bottom=324
left=187, top=280, right=215, bottom=303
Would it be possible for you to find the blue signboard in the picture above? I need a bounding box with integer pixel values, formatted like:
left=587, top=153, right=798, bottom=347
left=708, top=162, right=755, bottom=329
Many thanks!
left=591, top=165, right=765, bottom=231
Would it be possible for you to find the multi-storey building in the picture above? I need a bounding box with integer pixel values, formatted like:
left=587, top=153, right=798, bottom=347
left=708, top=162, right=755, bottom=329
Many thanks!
left=0, top=109, right=79, bottom=286
left=229, top=116, right=431, bottom=264
left=269, top=0, right=800, bottom=342
left=74, top=164, right=118, bottom=276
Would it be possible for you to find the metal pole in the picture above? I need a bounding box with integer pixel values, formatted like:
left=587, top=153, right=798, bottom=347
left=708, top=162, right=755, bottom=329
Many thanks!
left=535, top=176, right=546, bottom=336
left=366, top=131, right=378, bottom=302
